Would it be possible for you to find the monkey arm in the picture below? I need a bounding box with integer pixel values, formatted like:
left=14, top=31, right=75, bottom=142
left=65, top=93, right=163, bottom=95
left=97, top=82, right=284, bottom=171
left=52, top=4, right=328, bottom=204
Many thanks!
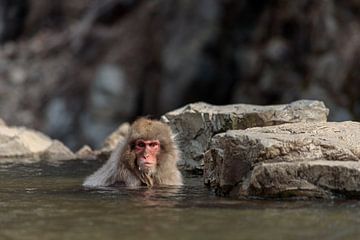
left=83, top=139, right=142, bottom=188
left=82, top=140, right=126, bottom=187
left=154, top=150, right=183, bottom=186
left=155, top=166, right=183, bottom=185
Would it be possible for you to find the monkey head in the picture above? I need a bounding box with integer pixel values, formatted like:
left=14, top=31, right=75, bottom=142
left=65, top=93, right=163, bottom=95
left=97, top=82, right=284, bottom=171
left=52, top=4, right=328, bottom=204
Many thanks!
left=121, top=118, right=178, bottom=186
left=84, top=117, right=182, bottom=188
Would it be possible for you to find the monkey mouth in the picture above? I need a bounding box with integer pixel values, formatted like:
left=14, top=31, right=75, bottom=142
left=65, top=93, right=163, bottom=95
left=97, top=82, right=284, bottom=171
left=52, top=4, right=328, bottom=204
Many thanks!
left=138, top=163, right=155, bottom=174
left=143, top=162, right=153, bottom=167
left=139, top=157, right=155, bottom=167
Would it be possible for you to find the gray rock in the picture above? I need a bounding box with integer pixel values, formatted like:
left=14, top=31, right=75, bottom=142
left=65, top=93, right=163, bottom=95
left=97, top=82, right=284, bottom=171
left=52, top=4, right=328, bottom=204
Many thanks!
left=302, top=83, right=353, bottom=121
left=100, top=122, right=130, bottom=151
left=162, top=99, right=329, bottom=170
left=76, top=122, right=130, bottom=161
left=204, top=121, right=360, bottom=199
left=0, top=125, right=76, bottom=164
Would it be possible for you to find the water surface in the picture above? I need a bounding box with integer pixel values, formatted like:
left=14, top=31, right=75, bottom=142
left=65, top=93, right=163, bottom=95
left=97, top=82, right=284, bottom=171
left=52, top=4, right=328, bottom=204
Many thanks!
left=1, top=161, right=360, bottom=240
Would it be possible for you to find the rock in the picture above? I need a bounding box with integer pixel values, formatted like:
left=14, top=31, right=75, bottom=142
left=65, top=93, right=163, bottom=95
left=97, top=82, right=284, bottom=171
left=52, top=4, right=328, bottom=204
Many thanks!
left=95, top=121, right=129, bottom=160
left=162, top=99, right=329, bottom=170
left=75, top=122, right=130, bottom=161
left=302, top=83, right=352, bottom=121
left=75, top=145, right=97, bottom=161
left=101, top=122, right=130, bottom=151
left=204, top=121, right=360, bottom=199
left=0, top=125, right=76, bottom=164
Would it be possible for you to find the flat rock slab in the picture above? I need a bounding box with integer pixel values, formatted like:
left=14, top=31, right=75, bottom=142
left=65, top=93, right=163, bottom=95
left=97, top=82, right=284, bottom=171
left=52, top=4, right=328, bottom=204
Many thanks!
left=162, top=99, right=328, bottom=169
left=204, top=121, right=360, bottom=199
left=0, top=125, right=76, bottom=164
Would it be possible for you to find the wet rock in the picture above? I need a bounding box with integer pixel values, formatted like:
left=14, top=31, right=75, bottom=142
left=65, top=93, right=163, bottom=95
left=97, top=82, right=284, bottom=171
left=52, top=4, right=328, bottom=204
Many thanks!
left=302, top=84, right=352, bottom=121
left=162, top=99, right=329, bottom=170
left=204, top=121, right=360, bottom=199
left=0, top=125, right=76, bottom=164
left=75, top=145, right=98, bottom=161
left=100, top=122, right=130, bottom=151
left=76, top=122, right=130, bottom=161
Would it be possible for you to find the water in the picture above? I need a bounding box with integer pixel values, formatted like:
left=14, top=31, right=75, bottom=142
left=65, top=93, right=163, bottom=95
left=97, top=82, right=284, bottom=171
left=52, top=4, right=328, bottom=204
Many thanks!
left=1, top=162, right=360, bottom=240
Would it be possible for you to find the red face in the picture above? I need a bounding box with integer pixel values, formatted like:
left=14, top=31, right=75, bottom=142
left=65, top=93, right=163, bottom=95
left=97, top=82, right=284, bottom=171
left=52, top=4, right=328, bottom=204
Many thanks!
left=134, top=139, right=160, bottom=173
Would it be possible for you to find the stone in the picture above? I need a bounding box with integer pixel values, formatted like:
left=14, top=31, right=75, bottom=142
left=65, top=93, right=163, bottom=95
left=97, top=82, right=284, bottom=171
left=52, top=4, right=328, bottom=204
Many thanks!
left=75, top=122, right=130, bottom=161
left=101, top=122, right=130, bottom=151
left=204, top=121, right=360, bottom=199
left=75, top=145, right=98, bottom=161
left=302, top=83, right=352, bottom=121
left=162, top=99, right=329, bottom=170
left=0, top=125, right=76, bottom=164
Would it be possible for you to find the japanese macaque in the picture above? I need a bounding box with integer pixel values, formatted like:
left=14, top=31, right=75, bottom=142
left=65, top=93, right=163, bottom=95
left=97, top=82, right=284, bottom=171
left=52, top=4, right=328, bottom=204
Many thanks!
left=83, top=118, right=183, bottom=187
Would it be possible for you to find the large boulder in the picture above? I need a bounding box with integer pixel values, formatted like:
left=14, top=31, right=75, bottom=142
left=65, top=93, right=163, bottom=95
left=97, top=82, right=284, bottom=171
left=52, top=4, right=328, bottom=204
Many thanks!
left=162, top=99, right=329, bottom=170
left=0, top=125, right=76, bottom=164
left=204, top=121, right=360, bottom=199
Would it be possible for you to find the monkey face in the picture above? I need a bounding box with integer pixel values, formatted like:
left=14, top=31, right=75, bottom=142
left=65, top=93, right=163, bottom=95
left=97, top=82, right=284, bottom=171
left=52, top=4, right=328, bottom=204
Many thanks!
left=134, top=139, right=160, bottom=174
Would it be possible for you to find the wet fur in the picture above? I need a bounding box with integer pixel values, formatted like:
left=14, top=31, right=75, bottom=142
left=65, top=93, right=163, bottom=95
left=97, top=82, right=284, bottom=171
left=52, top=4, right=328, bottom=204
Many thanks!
left=83, top=118, right=182, bottom=187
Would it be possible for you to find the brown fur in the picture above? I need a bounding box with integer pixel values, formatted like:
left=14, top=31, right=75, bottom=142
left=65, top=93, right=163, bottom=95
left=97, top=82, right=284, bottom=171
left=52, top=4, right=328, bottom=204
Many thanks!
left=83, top=118, right=183, bottom=187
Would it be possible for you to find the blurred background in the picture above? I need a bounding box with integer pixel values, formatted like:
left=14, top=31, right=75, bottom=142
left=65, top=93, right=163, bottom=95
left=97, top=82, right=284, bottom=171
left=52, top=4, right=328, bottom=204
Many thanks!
left=0, top=0, right=359, bottom=150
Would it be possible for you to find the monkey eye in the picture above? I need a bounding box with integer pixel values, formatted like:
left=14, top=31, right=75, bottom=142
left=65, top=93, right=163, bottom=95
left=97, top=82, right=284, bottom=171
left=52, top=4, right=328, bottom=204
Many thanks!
left=135, top=140, right=146, bottom=148
left=149, top=142, right=159, bottom=148
left=134, top=140, right=160, bottom=149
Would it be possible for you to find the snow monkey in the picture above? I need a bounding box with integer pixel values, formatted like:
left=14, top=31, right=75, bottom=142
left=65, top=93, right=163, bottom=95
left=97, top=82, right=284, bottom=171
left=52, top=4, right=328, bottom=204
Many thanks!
left=83, top=118, right=183, bottom=187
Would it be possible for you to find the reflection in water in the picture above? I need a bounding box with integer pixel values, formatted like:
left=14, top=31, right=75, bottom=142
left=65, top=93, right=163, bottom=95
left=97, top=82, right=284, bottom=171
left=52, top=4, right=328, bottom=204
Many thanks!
left=1, top=162, right=360, bottom=240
